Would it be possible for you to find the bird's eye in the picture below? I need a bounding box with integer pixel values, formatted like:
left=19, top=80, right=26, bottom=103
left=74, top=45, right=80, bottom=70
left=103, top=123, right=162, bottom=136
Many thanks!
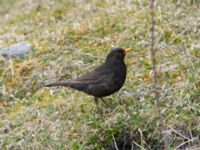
left=116, top=52, right=121, bottom=56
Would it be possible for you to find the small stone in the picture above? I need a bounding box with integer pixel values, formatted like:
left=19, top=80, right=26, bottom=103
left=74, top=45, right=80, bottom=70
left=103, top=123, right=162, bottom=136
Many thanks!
left=0, top=42, right=32, bottom=57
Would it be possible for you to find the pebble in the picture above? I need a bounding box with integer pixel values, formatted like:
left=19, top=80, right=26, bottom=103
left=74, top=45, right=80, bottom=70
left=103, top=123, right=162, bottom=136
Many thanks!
left=0, top=42, right=32, bottom=57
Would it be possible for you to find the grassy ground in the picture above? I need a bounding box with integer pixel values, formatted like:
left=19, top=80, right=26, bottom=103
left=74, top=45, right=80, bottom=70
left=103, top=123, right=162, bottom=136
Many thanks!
left=0, top=0, right=200, bottom=149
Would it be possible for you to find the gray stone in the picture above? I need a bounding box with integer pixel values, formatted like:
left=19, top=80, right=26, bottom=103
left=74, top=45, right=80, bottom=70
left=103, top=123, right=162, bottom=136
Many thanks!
left=0, top=42, right=32, bottom=57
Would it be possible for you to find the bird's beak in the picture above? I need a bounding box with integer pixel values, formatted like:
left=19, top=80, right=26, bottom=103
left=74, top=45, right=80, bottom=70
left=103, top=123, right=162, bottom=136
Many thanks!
left=124, top=48, right=132, bottom=54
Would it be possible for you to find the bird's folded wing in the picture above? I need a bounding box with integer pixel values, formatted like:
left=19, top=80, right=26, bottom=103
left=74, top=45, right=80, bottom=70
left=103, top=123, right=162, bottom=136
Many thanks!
left=74, top=66, right=113, bottom=85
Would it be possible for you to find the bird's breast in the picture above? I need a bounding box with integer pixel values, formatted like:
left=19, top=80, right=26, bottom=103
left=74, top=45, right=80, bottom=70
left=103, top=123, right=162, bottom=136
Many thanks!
left=109, top=64, right=127, bottom=91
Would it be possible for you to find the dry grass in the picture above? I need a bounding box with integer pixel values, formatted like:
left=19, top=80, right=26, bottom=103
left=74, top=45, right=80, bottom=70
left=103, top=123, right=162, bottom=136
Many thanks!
left=0, top=0, right=200, bottom=149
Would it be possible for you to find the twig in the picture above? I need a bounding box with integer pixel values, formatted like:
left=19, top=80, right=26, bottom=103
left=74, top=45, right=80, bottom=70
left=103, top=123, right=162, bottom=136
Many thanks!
left=149, top=0, right=166, bottom=148
left=9, top=58, right=15, bottom=80
left=150, top=0, right=164, bottom=127
left=169, top=127, right=190, bottom=140
left=132, top=141, right=146, bottom=150
left=175, top=137, right=198, bottom=149
left=112, top=134, right=119, bottom=150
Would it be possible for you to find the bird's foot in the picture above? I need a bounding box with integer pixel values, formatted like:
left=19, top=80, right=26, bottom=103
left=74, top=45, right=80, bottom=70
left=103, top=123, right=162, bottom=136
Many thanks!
left=94, top=97, right=103, bottom=115
left=100, top=98, right=109, bottom=107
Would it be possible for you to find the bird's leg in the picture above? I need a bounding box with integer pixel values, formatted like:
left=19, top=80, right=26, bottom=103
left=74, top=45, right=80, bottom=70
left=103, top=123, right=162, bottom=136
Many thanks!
left=100, top=98, right=109, bottom=107
left=94, top=97, right=102, bottom=114
left=100, top=98, right=112, bottom=112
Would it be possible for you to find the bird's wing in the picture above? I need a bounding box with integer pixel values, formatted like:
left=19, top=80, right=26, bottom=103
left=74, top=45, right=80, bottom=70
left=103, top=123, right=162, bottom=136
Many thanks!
left=74, top=64, right=113, bottom=84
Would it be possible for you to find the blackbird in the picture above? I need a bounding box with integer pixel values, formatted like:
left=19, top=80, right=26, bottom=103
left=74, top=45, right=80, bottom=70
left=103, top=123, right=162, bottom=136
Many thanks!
left=45, top=48, right=132, bottom=110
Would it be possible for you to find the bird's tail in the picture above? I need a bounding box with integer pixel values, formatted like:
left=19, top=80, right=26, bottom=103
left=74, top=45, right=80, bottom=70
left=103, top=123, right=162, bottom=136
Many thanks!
left=45, top=81, right=70, bottom=87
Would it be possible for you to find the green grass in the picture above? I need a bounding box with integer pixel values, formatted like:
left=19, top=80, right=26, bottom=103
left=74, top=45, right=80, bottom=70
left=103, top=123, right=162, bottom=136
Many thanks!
left=0, top=0, right=200, bottom=149
left=0, top=0, right=15, bottom=5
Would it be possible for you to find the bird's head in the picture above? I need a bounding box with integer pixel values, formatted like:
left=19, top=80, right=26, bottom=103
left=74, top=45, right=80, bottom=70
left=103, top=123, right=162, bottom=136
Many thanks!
left=106, top=48, right=132, bottom=64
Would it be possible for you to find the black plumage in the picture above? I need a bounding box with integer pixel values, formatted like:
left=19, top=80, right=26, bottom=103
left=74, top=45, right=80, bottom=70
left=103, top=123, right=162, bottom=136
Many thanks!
left=45, top=47, right=132, bottom=110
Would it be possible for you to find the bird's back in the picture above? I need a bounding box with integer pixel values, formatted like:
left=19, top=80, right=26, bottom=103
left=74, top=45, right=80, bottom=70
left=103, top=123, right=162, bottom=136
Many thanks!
left=68, top=61, right=127, bottom=97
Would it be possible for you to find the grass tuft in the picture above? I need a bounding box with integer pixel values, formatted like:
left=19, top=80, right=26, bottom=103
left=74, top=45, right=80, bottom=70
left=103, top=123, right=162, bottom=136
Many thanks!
left=0, top=0, right=199, bottom=149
